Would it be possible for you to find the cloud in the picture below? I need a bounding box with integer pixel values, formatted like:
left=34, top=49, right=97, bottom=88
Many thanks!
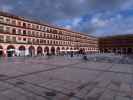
left=91, top=17, right=108, bottom=27
left=0, top=0, right=127, bottom=21
left=0, top=0, right=133, bottom=36
left=64, top=25, right=72, bottom=29
left=0, top=5, right=13, bottom=12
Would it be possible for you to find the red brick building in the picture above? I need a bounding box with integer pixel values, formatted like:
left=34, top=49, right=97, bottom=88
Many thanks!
left=0, top=11, right=98, bottom=57
left=99, top=34, right=133, bottom=54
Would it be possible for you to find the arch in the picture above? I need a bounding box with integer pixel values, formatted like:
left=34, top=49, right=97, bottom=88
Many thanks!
left=127, top=48, right=132, bottom=54
left=37, top=46, right=43, bottom=55
left=18, top=45, right=26, bottom=56
left=113, top=48, right=116, bottom=53
left=56, top=47, right=60, bottom=52
left=66, top=47, right=69, bottom=50
left=12, top=28, right=16, bottom=34
left=44, top=47, right=49, bottom=55
left=0, top=45, right=3, bottom=57
left=0, top=45, right=3, bottom=49
left=74, top=48, right=77, bottom=50
left=79, top=48, right=85, bottom=54
left=122, top=48, right=126, bottom=54
left=29, top=46, right=35, bottom=56
left=7, top=45, right=15, bottom=50
left=82, top=48, right=85, bottom=53
left=19, top=45, right=25, bottom=51
left=62, top=47, right=65, bottom=50
left=7, top=45, right=15, bottom=57
left=51, top=47, right=55, bottom=55
left=104, top=48, right=108, bottom=53
left=44, top=47, right=49, bottom=53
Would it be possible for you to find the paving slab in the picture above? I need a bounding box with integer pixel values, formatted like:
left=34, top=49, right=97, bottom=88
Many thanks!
left=0, top=56, right=132, bottom=100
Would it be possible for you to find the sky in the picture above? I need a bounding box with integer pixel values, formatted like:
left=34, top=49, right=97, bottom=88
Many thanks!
left=0, top=0, right=133, bottom=37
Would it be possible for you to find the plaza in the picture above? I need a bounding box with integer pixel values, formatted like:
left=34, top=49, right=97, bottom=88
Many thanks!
left=0, top=55, right=132, bottom=100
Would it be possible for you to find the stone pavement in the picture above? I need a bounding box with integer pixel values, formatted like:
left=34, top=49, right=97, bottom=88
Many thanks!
left=0, top=56, right=132, bottom=100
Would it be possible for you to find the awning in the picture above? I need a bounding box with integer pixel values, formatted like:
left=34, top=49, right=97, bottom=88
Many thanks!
left=7, top=49, right=15, bottom=51
left=60, top=50, right=78, bottom=52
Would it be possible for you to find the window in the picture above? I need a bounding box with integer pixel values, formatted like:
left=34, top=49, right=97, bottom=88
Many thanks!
left=23, top=38, right=26, bottom=41
left=12, top=37, right=16, bottom=42
left=40, top=39, right=43, bottom=44
left=43, top=33, right=46, bottom=38
left=28, top=30, right=31, bottom=36
left=43, top=26, right=46, bottom=31
left=32, top=39, right=35, bottom=44
left=36, top=32, right=39, bottom=37
left=36, top=25, right=39, bottom=29
left=18, top=21, right=21, bottom=26
left=40, top=32, right=43, bottom=37
left=53, top=41, right=55, bottom=44
left=43, top=40, right=46, bottom=44
left=47, top=40, right=49, bottom=44
left=36, top=39, right=39, bottom=44
left=6, top=36, right=11, bottom=42
left=32, top=24, right=35, bottom=29
left=50, top=40, right=52, bottom=44
left=12, top=20, right=16, bottom=25
left=28, top=23, right=31, bottom=28
left=56, top=41, right=58, bottom=45
left=5, top=18, right=10, bottom=24
left=32, top=31, right=35, bottom=36
left=28, top=38, right=32, bottom=44
left=18, top=37, right=21, bottom=40
left=40, top=26, right=42, bottom=30
left=18, top=29, right=22, bottom=35
left=0, top=25, right=4, bottom=32
left=12, top=28, right=16, bottom=34
left=23, top=30, right=26, bottom=35
left=46, top=28, right=50, bottom=32
left=0, top=35, right=4, bottom=42
left=5, top=27, right=10, bottom=33
left=23, top=22, right=26, bottom=27
left=0, top=16, right=4, bottom=22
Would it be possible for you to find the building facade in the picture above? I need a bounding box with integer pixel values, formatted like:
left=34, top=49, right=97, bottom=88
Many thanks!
left=0, top=12, right=98, bottom=57
left=99, top=34, right=133, bottom=54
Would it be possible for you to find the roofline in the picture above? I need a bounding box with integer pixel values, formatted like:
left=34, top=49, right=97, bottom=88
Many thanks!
left=0, top=11, right=97, bottom=39
left=99, top=33, right=133, bottom=39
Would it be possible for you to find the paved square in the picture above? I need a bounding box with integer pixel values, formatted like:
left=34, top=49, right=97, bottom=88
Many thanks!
left=0, top=56, right=133, bottom=100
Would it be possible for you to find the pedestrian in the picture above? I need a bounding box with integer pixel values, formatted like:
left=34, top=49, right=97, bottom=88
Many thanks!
left=82, top=53, right=88, bottom=61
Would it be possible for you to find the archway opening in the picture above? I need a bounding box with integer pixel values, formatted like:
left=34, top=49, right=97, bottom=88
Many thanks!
left=51, top=47, right=55, bottom=55
left=29, top=46, right=35, bottom=56
left=127, top=48, right=132, bottom=54
left=0, top=45, right=3, bottom=57
left=19, top=46, right=26, bottom=56
left=66, top=47, right=69, bottom=50
left=79, top=48, right=85, bottom=54
left=56, top=47, right=60, bottom=54
left=113, top=48, right=116, bottom=53
left=37, top=46, right=43, bottom=56
left=122, top=48, right=126, bottom=54
left=7, top=45, right=15, bottom=57
left=104, top=49, right=108, bottom=53
left=44, top=47, right=49, bottom=55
